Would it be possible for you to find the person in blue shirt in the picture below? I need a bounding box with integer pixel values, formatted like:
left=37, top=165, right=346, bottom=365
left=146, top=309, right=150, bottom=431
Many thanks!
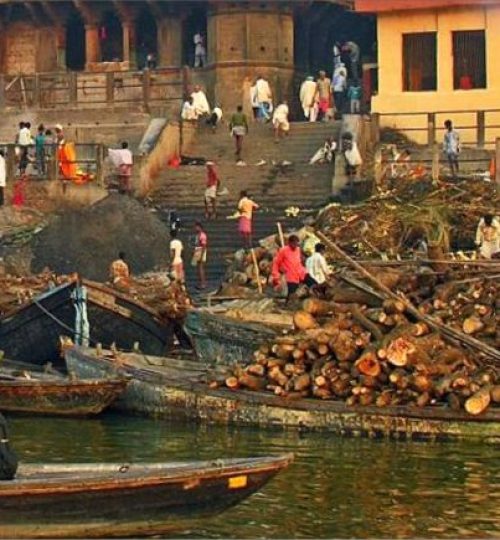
left=347, top=80, right=362, bottom=114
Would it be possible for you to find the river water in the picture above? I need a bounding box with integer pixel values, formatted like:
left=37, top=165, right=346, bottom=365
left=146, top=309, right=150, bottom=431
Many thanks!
left=9, top=414, right=500, bottom=538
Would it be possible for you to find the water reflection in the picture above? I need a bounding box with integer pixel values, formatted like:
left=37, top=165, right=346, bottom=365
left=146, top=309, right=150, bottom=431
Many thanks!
left=8, top=414, right=500, bottom=538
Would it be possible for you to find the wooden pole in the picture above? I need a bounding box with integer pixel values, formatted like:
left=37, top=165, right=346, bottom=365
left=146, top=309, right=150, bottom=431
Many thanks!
left=105, top=72, right=114, bottom=105
left=277, top=222, right=285, bottom=247
left=427, top=112, right=435, bottom=148
left=315, top=231, right=500, bottom=363
left=495, top=138, right=500, bottom=191
left=370, top=112, right=380, bottom=145
left=477, top=110, right=485, bottom=148
left=373, top=144, right=383, bottom=192
left=250, top=248, right=263, bottom=294
left=431, top=142, right=439, bottom=185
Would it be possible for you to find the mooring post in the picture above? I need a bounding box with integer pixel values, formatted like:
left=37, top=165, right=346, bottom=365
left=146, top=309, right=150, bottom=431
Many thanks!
left=477, top=110, right=485, bottom=149
left=427, top=113, right=436, bottom=148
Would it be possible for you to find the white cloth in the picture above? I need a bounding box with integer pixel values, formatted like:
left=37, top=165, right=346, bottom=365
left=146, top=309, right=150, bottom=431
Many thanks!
left=345, top=142, right=362, bottom=167
left=181, top=101, right=198, bottom=120
left=306, top=252, right=330, bottom=285
left=191, top=90, right=210, bottom=116
left=0, top=155, right=5, bottom=187
left=255, top=78, right=272, bottom=104
left=170, top=238, right=184, bottom=265
left=250, top=85, right=259, bottom=108
left=18, top=127, right=32, bottom=146
left=108, top=148, right=133, bottom=167
left=272, top=104, right=290, bottom=131
left=310, top=141, right=336, bottom=164
left=475, top=217, right=500, bottom=259
left=444, top=129, right=460, bottom=155
left=212, top=107, right=223, bottom=121
left=332, top=72, right=347, bottom=92
left=300, top=80, right=318, bottom=110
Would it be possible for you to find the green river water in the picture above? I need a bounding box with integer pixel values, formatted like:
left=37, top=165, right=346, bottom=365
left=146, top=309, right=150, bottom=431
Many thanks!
left=9, top=414, right=500, bottom=538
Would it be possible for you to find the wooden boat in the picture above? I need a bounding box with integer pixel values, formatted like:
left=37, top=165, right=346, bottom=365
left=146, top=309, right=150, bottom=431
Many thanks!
left=65, top=347, right=500, bottom=444
left=184, top=299, right=291, bottom=365
left=0, top=279, right=174, bottom=367
left=0, top=363, right=128, bottom=416
left=0, top=455, right=292, bottom=538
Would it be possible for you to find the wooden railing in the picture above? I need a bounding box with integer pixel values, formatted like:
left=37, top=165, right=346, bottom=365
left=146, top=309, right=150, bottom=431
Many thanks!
left=0, top=67, right=187, bottom=110
left=371, top=109, right=500, bottom=149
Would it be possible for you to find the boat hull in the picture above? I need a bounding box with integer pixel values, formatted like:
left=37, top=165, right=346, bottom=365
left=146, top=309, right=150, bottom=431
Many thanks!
left=0, top=378, right=128, bottom=416
left=0, top=280, right=173, bottom=367
left=66, top=348, right=500, bottom=444
left=0, top=457, right=291, bottom=538
left=184, top=310, right=278, bottom=366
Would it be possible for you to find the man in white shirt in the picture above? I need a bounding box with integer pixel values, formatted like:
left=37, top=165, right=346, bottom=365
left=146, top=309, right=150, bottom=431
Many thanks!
left=332, top=65, right=347, bottom=115
left=0, top=150, right=6, bottom=207
left=169, top=229, right=184, bottom=283
left=299, top=76, right=319, bottom=122
left=193, top=33, right=206, bottom=68
left=255, top=75, right=272, bottom=121
left=181, top=97, right=198, bottom=121
left=306, top=243, right=332, bottom=290
left=17, top=122, right=32, bottom=175
left=191, top=85, right=210, bottom=117
left=206, top=105, right=223, bottom=131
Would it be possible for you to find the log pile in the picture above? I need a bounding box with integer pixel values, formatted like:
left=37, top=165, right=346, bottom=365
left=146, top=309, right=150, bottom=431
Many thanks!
left=220, top=297, right=499, bottom=415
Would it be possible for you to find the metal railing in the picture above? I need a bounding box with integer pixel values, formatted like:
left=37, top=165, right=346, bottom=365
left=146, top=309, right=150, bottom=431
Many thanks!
left=0, top=67, right=186, bottom=110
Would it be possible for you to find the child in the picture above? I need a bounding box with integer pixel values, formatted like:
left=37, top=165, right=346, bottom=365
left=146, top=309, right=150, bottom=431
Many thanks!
left=35, top=124, right=46, bottom=176
left=475, top=214, right=500, bottom=259
left=347, top=80, right=362, bottom=114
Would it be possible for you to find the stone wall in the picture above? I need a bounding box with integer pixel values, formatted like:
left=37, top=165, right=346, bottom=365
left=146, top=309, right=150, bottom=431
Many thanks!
left=3, top=23, right=57, bottom=74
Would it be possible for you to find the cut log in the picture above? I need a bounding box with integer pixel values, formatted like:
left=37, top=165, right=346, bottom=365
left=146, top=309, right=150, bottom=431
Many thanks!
left=247, top=364, right=265, bottom=377
left=386, top=337, right=416, bottom=367
left=382, top=299, right=406, bottom=314
left=302, top=298, right=335, bottom=316
left=293, top=310, right=319, bottom=331
left=490, top=385, right=500, bottom=403
left=293, top=373, right=311, bottom=392
left=225, top=376, right=239, bottom=390
left=238, top=373, right=266, bottom=391
left=355, top=350, right=381, bottom=377
left=462, top=316, right=485, bottom=335
left=465, top=386, right=491, bottom=415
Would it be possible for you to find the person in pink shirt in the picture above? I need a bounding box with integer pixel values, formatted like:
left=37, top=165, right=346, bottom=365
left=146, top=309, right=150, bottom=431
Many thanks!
left=192, top=221, right=208, bottom=289
left=271, top=235, right=315, bottom=300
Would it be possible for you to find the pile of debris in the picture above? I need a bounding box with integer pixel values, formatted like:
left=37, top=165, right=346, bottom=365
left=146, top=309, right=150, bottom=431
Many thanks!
left=317, top=178, right=498, bottom=257
left=218, top=296, right=499, bottom=415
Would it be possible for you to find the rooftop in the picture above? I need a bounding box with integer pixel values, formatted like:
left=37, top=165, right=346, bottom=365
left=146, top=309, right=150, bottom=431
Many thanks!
left=355, top=0, right=500, bottom=13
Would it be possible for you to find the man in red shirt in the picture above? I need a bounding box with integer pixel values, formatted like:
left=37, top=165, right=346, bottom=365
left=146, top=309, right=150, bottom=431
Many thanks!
left=272, top=235, right=315, bottom=300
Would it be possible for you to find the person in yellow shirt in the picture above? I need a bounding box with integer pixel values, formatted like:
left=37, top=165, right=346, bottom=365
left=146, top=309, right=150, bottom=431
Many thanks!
left=237, top=190, right=259, bottom=248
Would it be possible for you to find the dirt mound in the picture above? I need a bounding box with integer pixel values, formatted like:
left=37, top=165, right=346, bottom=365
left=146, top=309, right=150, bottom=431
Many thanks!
left=31, top=194, right=169, bottom=280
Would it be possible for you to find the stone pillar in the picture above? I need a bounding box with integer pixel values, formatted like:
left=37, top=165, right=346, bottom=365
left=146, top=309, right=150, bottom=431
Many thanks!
left=85, top=24, right=100, bottom=66
left=55, top=26, right=67, bottom=70
left=122, top=21, right=132, bottom=64
left=157, top=17, right=182, bottom=67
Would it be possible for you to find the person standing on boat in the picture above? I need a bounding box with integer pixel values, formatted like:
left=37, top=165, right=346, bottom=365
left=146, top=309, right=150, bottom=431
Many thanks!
left=0, top=413, right=18, bottom=480
left=170, top=229, right=185, bottom=283
left=272, top=235, right=316, bottom=301
left=109, top=252, right=130, bottom=291
left=70, top=273, right=90, bottom=347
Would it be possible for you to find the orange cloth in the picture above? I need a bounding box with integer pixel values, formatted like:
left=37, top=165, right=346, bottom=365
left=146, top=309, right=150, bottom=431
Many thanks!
left=58, top=142, right=78, bottom=181
left=272, top=246, right=306, bottom=285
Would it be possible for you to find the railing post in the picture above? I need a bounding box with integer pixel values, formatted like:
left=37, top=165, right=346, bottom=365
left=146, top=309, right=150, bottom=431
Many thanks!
left=370, top=112, right=380, bottom=145
left=477, top=110, right=485, bottom=148
left=95, top=144, right=104, bottom=187
left=6, top=145, right=16, bottom=180
left=0, top=75, right=6, bottom=110
left=432, top=142, right=440, bottom=184
left=106, top=72, right=114, bottom=105
left=373, top=144, right=383, bottom=193
left=427, top=112, right=436, bottom=148
left=142, top=70, right=151, bottom=110
left=182, top=65, right=191, bottom=98
left=495, top=138, right=500, bottom=190
left=33, top=74, right=41, bottom=108
left=69, top=72, right=78, bottom=105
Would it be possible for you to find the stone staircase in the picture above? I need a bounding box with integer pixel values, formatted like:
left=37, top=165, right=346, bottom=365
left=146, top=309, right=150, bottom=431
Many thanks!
left=149, top=120, right=340, bottom=292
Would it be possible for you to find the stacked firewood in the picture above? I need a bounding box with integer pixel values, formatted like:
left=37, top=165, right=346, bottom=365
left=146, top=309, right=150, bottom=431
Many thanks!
left=221, top=298, right=499, bottom=415
left=418, top=278, right=499, bottom=348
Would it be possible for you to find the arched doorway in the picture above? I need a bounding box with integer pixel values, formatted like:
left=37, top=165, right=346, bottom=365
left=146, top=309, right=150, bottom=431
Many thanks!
left=66, top=14, right=85, bottom=70
left=100, top=11, right=123, bottom=62
left=182, top=7, right=207, bottom=66
left=135, top=8, right=158, bottom=69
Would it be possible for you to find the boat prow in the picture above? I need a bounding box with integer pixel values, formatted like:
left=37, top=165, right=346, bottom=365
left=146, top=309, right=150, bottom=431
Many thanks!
left=0, top=454, right=293, bottom=538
